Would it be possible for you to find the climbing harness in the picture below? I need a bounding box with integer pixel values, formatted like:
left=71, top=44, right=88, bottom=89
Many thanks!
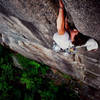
left=52, top=41, right=77, bottom=55
left=64, top=46, right=77, bottom=55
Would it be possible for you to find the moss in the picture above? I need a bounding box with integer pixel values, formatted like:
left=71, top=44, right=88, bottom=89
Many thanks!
left=0, top=45, right=80, bottom=100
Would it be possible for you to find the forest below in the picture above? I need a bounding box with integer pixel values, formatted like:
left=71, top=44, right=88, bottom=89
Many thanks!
left=0, top=0, right=100, bottom=100
left=0, top=45, right=81, bottom=100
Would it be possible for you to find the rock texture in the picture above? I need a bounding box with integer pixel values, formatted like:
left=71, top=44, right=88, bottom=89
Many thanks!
left=0, top=0, right=100, bottom=99
left=63, top=0, right=100, bottom=41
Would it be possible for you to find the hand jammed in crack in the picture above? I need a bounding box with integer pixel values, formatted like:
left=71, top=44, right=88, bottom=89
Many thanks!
left=53, top=0, right=98, bottom=54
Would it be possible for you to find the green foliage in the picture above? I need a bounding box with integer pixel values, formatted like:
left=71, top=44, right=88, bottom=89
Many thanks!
left=63, top=73, right=72, bottom=80
left=0, top=45, right=3, bottom=56
left=0, top=45, right=80, bottom=100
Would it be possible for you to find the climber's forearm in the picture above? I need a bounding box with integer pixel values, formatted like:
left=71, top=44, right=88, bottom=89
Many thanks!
left=57, top=8, right=65, bottom=35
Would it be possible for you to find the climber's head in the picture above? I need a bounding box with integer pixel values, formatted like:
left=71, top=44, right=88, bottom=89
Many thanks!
left=70, top=29, right=79, bottom=42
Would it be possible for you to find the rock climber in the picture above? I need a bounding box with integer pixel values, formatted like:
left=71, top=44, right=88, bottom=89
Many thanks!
left=53, top=0, right=98, bottom=54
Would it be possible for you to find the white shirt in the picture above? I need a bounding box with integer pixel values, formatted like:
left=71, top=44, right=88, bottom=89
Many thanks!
left=53, top=32, right=73, bottom=50
left=53, top=32, right=98, bottom=51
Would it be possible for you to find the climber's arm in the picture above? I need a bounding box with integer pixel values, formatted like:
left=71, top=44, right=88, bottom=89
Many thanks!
left=57, top=0, right=65, bottom=35
left=65, top=16, right=79, bottom=42
left=65, top=17, right=70, bottom=32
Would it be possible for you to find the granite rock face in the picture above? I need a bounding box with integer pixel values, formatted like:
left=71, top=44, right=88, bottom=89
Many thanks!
left=0, top=0, right=100, bottom=96
left=63, top=0, right=100, bottom=41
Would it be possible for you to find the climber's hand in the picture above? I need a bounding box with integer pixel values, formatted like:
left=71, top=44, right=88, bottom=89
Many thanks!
left=59, top=0, right=64, bottom=8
